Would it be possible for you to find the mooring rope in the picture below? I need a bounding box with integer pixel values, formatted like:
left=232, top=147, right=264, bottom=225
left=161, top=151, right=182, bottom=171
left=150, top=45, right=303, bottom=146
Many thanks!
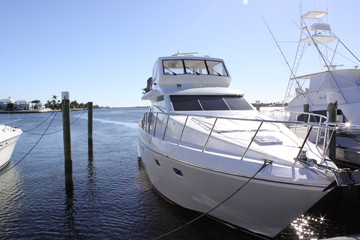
left=24, top=110, right=87, bottom=136
left=0, top=111, right=59, bottom=177
left=22, top=111, right=57, bottom=133
left=153, top=160, right=272, bottom=240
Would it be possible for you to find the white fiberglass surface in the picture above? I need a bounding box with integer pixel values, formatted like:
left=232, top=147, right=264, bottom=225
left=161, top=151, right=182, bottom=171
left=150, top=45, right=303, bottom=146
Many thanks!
left=148, top=112, right=312, bottom=165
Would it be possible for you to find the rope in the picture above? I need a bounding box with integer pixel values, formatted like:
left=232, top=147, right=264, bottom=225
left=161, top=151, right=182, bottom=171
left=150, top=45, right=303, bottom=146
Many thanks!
left=154, top=160, right=272, bottom=240
left=24, top=110, right=86, bottom=136
left=0, top=111, right=58, bottom=177
left=22, top=111, right=57, bottom=132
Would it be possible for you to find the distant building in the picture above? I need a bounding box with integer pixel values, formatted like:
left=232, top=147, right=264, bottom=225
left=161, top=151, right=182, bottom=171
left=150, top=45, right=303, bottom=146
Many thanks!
left=0, top=97, right=46, bottom=111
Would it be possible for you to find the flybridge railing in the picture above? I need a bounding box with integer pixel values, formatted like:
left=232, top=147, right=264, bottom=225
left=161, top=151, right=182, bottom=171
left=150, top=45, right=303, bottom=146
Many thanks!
left=139, top=111, right=339, bottom=164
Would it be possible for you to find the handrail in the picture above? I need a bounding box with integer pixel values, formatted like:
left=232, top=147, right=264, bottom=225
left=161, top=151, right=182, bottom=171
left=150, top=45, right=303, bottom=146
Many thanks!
left=140, top=111, right=342, bottom=164
left=178, top=116, right=189, bottom=146
left=202, top=118, right=218, bottom=152
left=156, top=111, right=335, bottom=129
left=240, top=122, right=263, bottom=161
left=263, top=109, right=327, bottom=123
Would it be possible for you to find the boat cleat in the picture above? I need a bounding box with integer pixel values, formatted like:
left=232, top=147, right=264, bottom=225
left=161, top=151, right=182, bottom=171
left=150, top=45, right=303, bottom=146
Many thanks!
left=296, top=150, right=318, bottom=166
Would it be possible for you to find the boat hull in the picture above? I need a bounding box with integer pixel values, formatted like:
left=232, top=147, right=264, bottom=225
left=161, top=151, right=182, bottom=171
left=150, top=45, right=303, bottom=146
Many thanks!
left=138, top=130, right=330, bottom=238
left=0, top=127, right=22, bottom=169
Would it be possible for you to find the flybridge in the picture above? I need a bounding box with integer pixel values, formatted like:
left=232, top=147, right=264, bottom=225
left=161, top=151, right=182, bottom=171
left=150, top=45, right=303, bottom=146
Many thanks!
left=148, top=55, right=232, bottom=91
left=301, top=11, right=338, bottom=44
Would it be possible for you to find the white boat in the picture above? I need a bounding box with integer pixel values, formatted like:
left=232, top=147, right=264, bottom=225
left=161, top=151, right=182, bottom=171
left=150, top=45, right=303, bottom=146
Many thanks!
left=137, top=53, right=360, bottom=238
left=0, top=120, right=22, bottom=169
left=284, top=11, right=360, bottom=127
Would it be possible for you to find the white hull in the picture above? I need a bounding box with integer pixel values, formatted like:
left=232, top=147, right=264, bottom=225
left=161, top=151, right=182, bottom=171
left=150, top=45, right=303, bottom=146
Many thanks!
left=0, top=124, right=22, bottom=169
left=138, top=127, right=331, bottom=238
left=137, top=53, right=348, bottom=238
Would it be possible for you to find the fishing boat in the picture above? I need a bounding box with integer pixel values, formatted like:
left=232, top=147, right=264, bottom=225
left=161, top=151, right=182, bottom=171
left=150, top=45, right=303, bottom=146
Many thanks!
left=0, top=120, right=22, bottom=169
left=279, top=10, right=360, bottom=165
left=284, top=11, right=360, bottom=127
left=137, top=53, right=360, bottom=238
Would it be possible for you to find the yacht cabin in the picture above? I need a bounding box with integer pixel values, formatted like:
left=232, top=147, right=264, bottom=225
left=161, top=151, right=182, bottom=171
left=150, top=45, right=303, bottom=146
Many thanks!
left=142, top=55, right=253, bottom=113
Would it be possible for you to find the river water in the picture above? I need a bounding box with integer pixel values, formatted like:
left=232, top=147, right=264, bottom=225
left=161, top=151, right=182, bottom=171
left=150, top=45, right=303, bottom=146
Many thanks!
left=0, top=108, right=359, bottom=240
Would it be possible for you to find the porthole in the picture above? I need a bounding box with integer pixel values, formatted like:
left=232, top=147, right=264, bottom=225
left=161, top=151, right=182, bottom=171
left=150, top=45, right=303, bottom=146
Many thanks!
left=173, top=168, right=183, bottom=176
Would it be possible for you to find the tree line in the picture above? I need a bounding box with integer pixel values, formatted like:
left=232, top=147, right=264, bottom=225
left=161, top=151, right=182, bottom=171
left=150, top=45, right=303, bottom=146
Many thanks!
left=45, top=95, right=100, bottom=110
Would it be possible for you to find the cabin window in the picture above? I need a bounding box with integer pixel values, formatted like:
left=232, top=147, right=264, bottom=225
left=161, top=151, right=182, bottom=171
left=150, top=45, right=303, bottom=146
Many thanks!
left=155, top=95, right=166, bottom=109
left=198, top=96, right=229, bottom=110
left=163, top=60, right=184, bottom=75
left=170, top=95, right=252, bottom=111
left=162, top=59, right=228, bottom=76
left=157, top=95, right=164, bottom=101
left=184, top=60, right=207, bottom=75
left=206, top=60, right=228, bottom=76
left=170, top=96, right=202, bottom=111
left=223, top=96, right=253, bottom=110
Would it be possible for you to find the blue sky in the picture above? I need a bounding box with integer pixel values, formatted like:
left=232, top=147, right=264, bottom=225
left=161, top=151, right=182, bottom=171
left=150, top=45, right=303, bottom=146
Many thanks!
left=1, top=0, right=359, bottom=107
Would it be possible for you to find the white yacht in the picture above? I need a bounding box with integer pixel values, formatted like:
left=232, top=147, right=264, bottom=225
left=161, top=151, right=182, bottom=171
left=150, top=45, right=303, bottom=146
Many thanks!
left=137, top=53, right=359, bottom=238
left=284, top=11, right=360, bottom=126
left=0, top=121, right=22, bottom=169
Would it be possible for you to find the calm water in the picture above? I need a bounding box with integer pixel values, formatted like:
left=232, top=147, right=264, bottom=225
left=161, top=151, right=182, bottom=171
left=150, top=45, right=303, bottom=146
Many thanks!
left=0, top=108, right=359, bottom=240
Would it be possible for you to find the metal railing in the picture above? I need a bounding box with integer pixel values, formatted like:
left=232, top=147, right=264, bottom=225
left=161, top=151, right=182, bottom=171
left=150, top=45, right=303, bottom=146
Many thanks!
left=140, top=111, right=338, bottom=164
left=263, top=108, right=360, bottom=141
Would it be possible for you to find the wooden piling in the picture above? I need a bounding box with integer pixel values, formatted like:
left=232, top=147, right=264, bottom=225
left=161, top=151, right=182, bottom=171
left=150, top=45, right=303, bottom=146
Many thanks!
left=62, top=91, right=73, bottom=192
left=327, top=92, right=337, bottom=161
left=255, top=100, right=260, bottom=111
left=303, top=98, right=309, bottom=122
left=88, top=102, right=93, bottom=156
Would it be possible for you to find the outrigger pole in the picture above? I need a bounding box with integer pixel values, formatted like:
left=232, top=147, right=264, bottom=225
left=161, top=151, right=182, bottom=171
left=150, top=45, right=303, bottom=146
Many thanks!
left=261, top=16, right=312, bottom=106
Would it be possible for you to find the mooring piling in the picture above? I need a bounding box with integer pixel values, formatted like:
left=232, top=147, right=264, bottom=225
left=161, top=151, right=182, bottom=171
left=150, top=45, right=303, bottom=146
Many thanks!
left=88, top=102, right=93, bottom=156
left=255, top=100, right=260, bottom=111
left=327, top=92, right=337, bottom=161
left=303, top=98, right=309, bottom=122
left=62, top=91, right=73, bottom=192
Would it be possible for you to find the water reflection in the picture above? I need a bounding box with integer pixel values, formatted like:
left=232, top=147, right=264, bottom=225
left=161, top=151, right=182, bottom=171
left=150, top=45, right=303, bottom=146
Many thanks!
left=290, top=214, right=325, bottom=240
left=64, top=164, right=78, bottom=239
left=87, top=155, right=95, bottom=184
left=0, top=166, right=22, bottom=233
left=86, top=154, right=98, bottom=203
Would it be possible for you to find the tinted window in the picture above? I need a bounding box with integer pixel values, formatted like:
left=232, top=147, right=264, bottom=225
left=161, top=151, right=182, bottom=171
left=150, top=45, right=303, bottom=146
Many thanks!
left=224, top=96, right=253, bottom=110
left=171, top=95, right=252, bottom=111
left=170, top=96, right=202, bottom=111
left=198, top=96, right=229, bottom=110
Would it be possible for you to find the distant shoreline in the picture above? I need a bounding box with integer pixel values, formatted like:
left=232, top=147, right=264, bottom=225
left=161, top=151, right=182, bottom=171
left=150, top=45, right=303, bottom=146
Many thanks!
left=0, top=106, right=149, bottom=114
left=0, top=109, right=55, bottom=114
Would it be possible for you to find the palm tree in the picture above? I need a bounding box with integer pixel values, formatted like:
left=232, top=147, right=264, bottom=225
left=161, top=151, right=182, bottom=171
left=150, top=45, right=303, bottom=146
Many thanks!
left=52, top=95, right=58, bottom=110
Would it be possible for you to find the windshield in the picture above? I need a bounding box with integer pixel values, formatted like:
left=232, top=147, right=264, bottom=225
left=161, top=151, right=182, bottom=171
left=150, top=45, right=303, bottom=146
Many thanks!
left=170, top=95, right=252, bottom=111
left=163, top=59, right=228, bottom=76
